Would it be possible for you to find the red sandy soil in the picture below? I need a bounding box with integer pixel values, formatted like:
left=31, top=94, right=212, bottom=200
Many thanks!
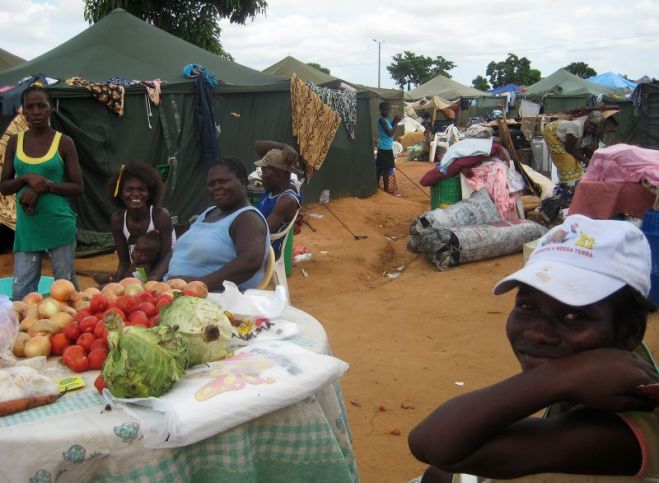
left=2, top=160, right=658, bottom=483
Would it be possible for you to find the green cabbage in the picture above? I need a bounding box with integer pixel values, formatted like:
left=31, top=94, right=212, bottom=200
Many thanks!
left=102, top=320, right=190, bottom=398
left=158, top=295, right=233, bottom=366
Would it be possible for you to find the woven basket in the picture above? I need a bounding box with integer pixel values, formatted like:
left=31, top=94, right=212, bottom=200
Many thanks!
left=430, top=176, right=462, bottom=210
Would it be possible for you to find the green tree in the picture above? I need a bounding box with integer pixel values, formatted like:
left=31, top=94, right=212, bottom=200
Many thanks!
left=387, top=51, right=456, bottom=90
left=83, top=0, right=267, bottom=60
left=563, top=61, right=597, bottom=79
left=486, top=53, right=541, bottom=88
left=472, top=75, right=490, bottom=91
left=306, top=62, right=330, bottom=74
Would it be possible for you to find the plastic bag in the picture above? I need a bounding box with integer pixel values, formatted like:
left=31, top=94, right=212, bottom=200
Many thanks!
left=0, top=295, right=18, bottom=354
left=0, top=366, right=60, bottom=404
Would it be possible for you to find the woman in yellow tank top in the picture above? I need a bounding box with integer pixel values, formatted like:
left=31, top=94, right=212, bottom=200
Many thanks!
left=0, top=84, right=84, bottom=300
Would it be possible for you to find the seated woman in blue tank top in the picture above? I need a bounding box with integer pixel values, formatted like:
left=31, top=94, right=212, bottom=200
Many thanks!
left=154, top=158, right=270, bottom=292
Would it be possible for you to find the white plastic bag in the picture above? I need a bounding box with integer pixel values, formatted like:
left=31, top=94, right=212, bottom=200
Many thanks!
left=0, top=295, right=18, bottom=354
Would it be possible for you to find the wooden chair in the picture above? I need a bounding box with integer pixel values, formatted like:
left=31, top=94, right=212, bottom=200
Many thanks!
left=255, top=246, right=276, bottom=290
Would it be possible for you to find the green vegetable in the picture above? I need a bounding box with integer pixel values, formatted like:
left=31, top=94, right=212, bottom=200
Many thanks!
left=102, top=318, right=190, bottom=398
left=158, top=295, right=233, bottom=366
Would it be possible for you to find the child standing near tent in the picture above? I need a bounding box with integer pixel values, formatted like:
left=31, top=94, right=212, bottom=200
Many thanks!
left=0, top=83, right=83, bottom=300
left=376, top=101, right=402, bottom=194
left=409, top=215, right=659, bottom=482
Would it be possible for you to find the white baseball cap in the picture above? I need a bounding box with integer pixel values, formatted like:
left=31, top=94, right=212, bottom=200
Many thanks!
left=494, top=214, right=652, bottom=306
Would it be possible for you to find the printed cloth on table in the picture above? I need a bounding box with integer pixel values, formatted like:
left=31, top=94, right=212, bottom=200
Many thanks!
left=307, top=82, right=357, bottom=139
left=0, top=110, right=30, bottom=229
left=439, top=138, right=493, bottom=173
left=290, top=74, right=340, bottom=179
left=104, top=340, right=348, bottom=449
left=582, top=144, right=659, bottom=185
left=65, top=77, right=125, bottom=116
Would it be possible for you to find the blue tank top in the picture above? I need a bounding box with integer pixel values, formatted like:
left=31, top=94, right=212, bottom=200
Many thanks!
left=165, top=205, right=270, bottom=291
left=257, top=188, right=301, bottom=257
left=377, top=117, right=394, bottom=150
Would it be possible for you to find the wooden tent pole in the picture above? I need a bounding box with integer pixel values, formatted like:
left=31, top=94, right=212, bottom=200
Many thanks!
left=497, top=112, right=540, bottom=197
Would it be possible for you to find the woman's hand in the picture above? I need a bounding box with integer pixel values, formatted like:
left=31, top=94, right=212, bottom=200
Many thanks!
left=24, top=174, right=52, bottom=193
left=556, top=348, right=659, bottom=412
left=19, top=187, right=38, bottom=214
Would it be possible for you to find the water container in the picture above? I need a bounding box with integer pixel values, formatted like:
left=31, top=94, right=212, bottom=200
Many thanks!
left=319, top=190, right=330, bottom=205
left=530, top=137, right=550, bottom=173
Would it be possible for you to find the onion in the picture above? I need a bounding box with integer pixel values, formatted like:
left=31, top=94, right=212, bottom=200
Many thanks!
left=124, top=283, right=144, bottom=296
left=50, top=312, right=73, bottom=330
left=19, top=316, right=38, bottom=332
left=84, top=287, right=101, bottom=297
left=22, top=292, right=43, bottom=304
left=102, top=282, right=124, bottom=296
left=24, top=335, right=51, bottom=358
left=11, top=301, right=28, bottom=319
left=28, top=319, right=57, bottom=337
left=50, top=279, right=76, bottom=302
left=38, top=298, right=60, bottom=318
left=144, top=280, right=160, bottom=292
left=167, top=278, right=187, bottom=290
left=119, top=277, right=143, bottom=288
left=12, top=333, right=30, bottom=357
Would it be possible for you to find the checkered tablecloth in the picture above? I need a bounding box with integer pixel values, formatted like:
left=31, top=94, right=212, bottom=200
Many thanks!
left=0, top=308, right=358, bottom=483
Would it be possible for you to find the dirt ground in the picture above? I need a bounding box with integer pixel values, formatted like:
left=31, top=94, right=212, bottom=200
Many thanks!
left=2, top=159, right=659, bottom=483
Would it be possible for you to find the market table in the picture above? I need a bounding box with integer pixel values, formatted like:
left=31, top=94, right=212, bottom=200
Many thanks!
left=0, top=306, right=359, bottom=483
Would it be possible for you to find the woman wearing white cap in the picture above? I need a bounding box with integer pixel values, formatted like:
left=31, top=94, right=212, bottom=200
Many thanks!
left=409, top=215, right=659, bottom=482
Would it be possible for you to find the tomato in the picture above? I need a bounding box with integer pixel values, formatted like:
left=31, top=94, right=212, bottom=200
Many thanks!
left=94, top=374, right=107, bottom=394
left=51, top=333, right=71, bottom=356
left=79, top=316, right=98, bottom=334
left=137, top=291, right=154, bottom=304
left=93, top=320, right=108, bottom=340
left=88, top=348, right=108, bottom=370
left=75, top=309, right=91, bottom=322
left=128, top=310, right=149, bottom=327
left=62, top=344, right=86, bottom=366
left=137, top=301, right=156, bottom=317
left=76, top=332, right=95, bottom=352
left=116, top=295, right=139, bottom=315
left=68, top=353, right=89, bottom=373
left=64, top=322, right=81, bottom=342
left=89, top=338, right=108, bottom=352
left=104, top=307, right=126, bottom=322
left=156, top=295, right=173, bottom=311
left=148, top=315, right=159, bottom=328
left=89, top=293, right=108, bottom=313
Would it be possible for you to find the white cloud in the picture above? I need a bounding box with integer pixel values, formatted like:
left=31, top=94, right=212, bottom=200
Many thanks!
left=2, top=0, right=657, bottom=87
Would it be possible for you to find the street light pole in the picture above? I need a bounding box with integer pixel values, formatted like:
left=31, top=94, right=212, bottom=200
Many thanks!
left=373, top=39, right=383, bottom=88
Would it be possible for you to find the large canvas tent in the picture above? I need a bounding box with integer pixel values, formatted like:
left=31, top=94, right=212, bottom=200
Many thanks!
left=0, top=48, right=25, bottom=72
left=0, top=9, right=377, bottom=233
left=405, top=74, right=487, bottom=101
left=524, top=69, right=615, bottom=99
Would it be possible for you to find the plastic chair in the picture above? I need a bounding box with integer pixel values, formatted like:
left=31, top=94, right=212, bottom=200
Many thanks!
left=269, top=212, right=298, bottom=302
left=255, top=246, right=276, bottom=290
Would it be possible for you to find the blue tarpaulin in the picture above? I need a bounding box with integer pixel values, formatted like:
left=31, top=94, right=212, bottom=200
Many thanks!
left=489, top=84, right=520, bottom=95
left=588, top=72, right=637, bottom=91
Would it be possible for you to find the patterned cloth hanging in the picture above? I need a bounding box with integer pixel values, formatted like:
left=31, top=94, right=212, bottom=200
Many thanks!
left=290, top=74, right=340, bottom=180
left=0, top=110, right=30, bottom=229
left=65, top=77, right=125, bottom=116
left=306, top=82, right=357, bottom=139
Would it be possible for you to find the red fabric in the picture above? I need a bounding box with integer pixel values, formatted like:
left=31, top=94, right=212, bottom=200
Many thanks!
left=568, top=181, right=655, bottom=219
left=419, top=142, right=506, bottom=187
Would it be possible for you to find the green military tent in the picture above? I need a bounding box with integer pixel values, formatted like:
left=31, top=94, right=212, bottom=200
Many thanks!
left=524, top=69, right=616, bottom=99
left=0, top=9, right=377, bottom=233
left=405, top=74, right=487, bottom=101
left=0, top=48, right=25, bottom=72
left=263, top=55, right=404, bottom=144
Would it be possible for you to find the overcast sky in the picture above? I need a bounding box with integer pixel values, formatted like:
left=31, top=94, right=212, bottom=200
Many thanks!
left=2, top=0, right=658, bottom=89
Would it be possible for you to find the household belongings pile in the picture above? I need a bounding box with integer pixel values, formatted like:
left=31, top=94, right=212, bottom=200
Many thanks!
left=408, top=189, right=547, bottom=270
left=420, top=125, right=527, bottom=221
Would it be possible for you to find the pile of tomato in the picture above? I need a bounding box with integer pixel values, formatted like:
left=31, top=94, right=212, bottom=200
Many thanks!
left=57, top=291, right=173, bottom=373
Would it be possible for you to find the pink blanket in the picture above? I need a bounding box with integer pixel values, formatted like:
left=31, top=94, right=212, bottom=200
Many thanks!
left=465, top=161, right=518, bottom=220
left=583, top=144, right=659, bottom=184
